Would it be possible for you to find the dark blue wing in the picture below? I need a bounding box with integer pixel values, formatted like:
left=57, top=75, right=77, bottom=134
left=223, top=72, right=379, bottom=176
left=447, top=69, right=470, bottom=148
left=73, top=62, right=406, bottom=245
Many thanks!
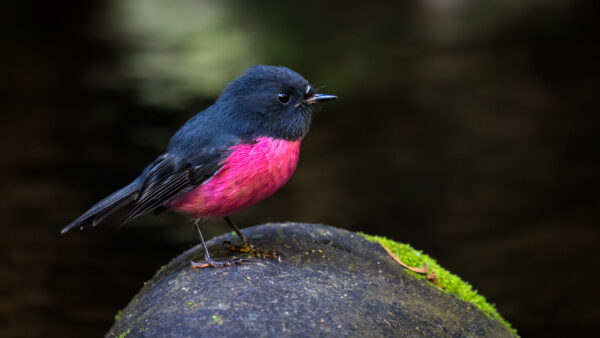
left=122, top=150, right=225, bottom=224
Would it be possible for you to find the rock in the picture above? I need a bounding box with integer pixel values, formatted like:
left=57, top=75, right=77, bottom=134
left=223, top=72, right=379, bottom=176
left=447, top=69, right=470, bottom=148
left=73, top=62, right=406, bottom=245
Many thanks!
left=107, top=223, right=514, bottom=337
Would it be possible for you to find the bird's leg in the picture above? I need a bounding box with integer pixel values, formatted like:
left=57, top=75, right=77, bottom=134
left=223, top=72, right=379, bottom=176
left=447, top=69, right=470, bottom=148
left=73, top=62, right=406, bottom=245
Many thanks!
left=224, top=216, right=250, bottom=247
left=222, top=217, right=279, bottom=259
left=190, top=219, right=245, bottom=269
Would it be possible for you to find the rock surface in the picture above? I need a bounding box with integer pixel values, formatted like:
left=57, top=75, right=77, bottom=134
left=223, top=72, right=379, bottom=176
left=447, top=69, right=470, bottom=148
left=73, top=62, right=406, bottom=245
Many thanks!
left=107, top=223, right=513, bottom=337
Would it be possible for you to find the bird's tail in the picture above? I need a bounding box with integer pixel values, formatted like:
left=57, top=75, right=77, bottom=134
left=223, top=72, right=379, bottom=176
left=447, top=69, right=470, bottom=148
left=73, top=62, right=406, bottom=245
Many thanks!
left=61, top=180, right=140, bottom=234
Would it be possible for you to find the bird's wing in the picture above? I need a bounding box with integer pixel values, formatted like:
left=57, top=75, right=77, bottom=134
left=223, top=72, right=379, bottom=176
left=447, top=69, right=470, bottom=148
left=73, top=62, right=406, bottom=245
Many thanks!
left=122, top=150, right=224, bottom=224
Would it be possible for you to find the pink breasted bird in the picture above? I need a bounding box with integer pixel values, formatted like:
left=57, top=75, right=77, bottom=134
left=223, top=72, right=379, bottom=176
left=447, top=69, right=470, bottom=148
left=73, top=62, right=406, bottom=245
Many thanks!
left=61, top=65, right=337, bottom=268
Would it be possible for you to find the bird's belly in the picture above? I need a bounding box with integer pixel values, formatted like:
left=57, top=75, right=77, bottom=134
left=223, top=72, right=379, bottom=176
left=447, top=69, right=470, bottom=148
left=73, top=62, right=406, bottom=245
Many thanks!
left=170, top=137, right=301, bottom=217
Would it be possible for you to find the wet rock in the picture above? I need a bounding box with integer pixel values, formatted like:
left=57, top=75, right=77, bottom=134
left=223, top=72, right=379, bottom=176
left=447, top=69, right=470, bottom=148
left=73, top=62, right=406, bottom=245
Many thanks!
left=107, top=223, right=513, bottom=337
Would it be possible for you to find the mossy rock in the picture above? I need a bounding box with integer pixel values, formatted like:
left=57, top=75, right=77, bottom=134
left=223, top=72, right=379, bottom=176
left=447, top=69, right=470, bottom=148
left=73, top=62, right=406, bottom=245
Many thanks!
left=107, top=223, right=515, bottom=337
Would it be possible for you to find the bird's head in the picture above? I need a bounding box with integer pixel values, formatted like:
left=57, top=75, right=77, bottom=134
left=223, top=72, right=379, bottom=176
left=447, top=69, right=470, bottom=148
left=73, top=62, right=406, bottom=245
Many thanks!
left=217, top=65, right=337, bottom=140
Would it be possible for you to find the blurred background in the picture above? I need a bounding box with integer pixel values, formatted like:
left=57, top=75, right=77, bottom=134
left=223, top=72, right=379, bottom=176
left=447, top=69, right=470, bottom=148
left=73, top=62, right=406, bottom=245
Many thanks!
left=1, top=0, right=598, bottom=336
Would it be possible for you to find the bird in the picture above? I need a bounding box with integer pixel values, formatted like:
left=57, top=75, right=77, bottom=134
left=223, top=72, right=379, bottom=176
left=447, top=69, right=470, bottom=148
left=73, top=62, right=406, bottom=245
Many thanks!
left=61, top=65, right=337, bottom=268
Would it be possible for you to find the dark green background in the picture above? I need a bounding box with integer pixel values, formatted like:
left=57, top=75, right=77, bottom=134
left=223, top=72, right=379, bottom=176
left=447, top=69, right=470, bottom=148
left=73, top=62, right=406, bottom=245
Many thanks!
left=1, top=1, right=598, bottom=337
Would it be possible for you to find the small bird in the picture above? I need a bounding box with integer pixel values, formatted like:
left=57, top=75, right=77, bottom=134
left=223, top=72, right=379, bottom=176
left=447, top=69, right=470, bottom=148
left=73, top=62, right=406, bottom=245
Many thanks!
left=61, top=65, right=337, bottom=268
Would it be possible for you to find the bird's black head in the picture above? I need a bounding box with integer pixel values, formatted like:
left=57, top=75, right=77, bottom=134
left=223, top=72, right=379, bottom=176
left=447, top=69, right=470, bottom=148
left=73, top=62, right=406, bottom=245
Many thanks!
left=216, top=65, right=337, bottom=141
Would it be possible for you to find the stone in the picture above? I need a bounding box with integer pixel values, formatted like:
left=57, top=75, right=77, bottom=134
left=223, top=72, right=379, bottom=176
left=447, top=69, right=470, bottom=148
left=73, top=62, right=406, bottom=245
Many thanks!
left=107, top=223, right=514, bottom=337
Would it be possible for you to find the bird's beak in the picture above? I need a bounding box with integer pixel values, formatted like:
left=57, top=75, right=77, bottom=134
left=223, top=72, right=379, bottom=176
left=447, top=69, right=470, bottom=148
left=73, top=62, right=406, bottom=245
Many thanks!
left=305, top=93, right=338, bottom=105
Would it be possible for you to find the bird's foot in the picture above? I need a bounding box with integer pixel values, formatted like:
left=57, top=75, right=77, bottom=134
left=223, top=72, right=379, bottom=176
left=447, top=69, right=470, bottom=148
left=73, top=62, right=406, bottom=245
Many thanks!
left=223, top=240, right=280, bottom=260
left=190, top=257, right=246, bottom=269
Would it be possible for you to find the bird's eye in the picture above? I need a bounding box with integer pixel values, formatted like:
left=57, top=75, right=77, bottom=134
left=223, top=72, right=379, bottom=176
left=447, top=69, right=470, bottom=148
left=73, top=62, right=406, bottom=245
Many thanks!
left=277, top=92, right=291, bottom=104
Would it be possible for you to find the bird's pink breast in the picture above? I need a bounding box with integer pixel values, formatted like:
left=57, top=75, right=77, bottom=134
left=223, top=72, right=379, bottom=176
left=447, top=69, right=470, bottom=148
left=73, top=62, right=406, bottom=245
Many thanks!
left=170, top=137, right=301, bottom=218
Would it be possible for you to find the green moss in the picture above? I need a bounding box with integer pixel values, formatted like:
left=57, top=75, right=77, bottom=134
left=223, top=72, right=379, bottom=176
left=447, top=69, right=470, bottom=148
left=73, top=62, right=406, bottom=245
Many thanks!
left=212, top=314, right=223, bottom=325
left=114, top=309, right=123, bottom=321
left=360, top=233, right=517, bottom=336
left=117, top=328, right=131, bottom=338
